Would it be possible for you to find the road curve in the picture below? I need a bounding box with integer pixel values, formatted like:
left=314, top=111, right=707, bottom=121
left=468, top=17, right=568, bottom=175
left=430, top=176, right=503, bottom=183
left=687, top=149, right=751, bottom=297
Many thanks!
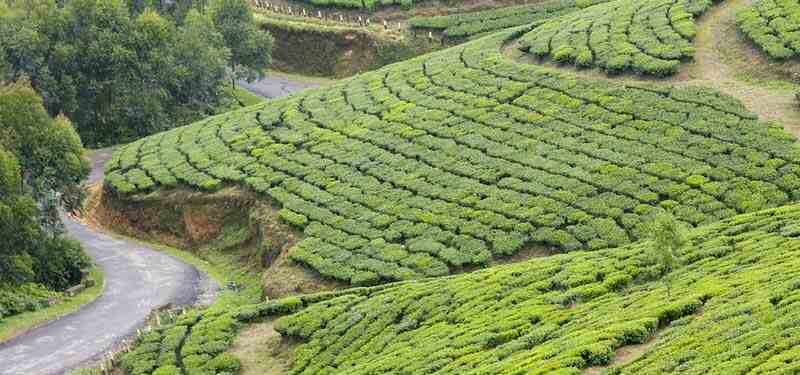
left=0, top=73, right=315, bottom=375
left=236, top=73, right=320, bottom=98
left=0, top=150, right=217, bottom=375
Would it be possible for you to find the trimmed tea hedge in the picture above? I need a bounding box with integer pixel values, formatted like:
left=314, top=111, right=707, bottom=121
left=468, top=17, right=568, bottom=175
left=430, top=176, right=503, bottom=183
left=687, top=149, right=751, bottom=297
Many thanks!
left=408, top=0, right=610, bottom=39
left=119, top=309, right=242, bottom=375
left=106, top=28, right=800, bottom=286
left=737, top=0, right=800, bottom=59
left=518, top=0, right=712, bottom=75
left=272, top=202, right=800, bottom=374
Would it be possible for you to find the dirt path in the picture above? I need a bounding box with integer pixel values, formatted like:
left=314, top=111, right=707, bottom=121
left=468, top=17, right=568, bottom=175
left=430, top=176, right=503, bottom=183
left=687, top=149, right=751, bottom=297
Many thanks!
left=0, top=150, right=218, bottom=375
left=507, top=0, right=800, bottom=137
left=674, top=0, right=800, bottom=137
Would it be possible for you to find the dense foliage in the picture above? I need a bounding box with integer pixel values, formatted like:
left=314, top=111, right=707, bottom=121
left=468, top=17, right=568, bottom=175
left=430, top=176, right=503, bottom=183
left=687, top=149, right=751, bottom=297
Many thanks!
left=105, top=27, right=800, bottom=286
left=210, top=0, right=274, bottom=85
left=0, top=82, right=90, bottom=321
left=0, top=0, right=270, bottom=146
left=409, top=0, right=609, bottom=39
left=737, top=0, right=800, bottom=59
left=518, top=0, right=711, bottom=75
left=265, top=202, right=800, bottom=374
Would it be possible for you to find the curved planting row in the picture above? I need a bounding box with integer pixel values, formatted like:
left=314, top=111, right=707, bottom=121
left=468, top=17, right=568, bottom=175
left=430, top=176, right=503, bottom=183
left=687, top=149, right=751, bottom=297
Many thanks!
left=518, top=0, right=712, bottom=75
left=119, top=307, right=242, bottom=375
left=268, top=202, right=800, bottom=374
left=105, top=29, right=800, bottom=286
left=408, top=0, right=609, bottom=39
left=737, top=0, right=800, bottom=59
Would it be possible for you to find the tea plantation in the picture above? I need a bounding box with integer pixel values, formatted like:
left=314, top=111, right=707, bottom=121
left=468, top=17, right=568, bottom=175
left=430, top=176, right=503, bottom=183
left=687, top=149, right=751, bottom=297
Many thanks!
left=737, top=0, right=800, bottom=58
left=295, top=0, right=416, bottom=9
left=265, top=202, right=800, bottom=374
left=105, top=27, right=800, bottom=286
left=518, top=0, right=711, bottom=75
left=408, top=0, right=610, bottom=39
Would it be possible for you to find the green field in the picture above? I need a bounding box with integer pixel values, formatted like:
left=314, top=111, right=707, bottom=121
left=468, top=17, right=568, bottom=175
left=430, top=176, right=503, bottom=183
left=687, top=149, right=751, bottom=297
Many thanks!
left=94, top=0, right=800, bottom=373
left=267, top=201, right=800, bottom=374
left=737, top=0, right=800, bottom=59
left=105, top=26, right=800, bottom=286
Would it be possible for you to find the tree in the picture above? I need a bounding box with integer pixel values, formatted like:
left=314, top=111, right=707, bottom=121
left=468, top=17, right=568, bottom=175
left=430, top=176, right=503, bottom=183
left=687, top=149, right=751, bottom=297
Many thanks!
left=209, top=0, right=273, bottom=87
left=0, top=82, right=89, bottom=289
left=0, top=149, right=40, bottom=285
left=648, top=212, right=687, bottom=297
left=0, top=81, right=90, bottom=228
left=172, top=9, right=230, bottom=117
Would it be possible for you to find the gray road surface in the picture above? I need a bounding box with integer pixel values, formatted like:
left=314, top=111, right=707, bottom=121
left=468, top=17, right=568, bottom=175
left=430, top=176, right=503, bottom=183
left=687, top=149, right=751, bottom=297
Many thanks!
left=236, top=74, right=320, bottom=98
left=0, top=150, right=217, bottom=375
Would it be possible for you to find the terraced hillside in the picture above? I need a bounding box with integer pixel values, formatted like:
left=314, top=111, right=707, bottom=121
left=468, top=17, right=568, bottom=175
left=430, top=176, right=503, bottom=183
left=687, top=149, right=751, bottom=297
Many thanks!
left=265, top=202, right=800, bottom=374
left=518, top=0, right=712, bottom=75
left=737, top=0, right=800, bottom=58
left=408, top=0, right=611, bottom=39
left=105, top=27, right=800, bottom=286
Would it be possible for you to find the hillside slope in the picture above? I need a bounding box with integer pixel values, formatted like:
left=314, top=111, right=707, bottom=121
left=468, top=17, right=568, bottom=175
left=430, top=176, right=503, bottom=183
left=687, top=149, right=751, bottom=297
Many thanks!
left=104, top=26, right=800, bottom=286
left=268, top=201, right=800, bottom=374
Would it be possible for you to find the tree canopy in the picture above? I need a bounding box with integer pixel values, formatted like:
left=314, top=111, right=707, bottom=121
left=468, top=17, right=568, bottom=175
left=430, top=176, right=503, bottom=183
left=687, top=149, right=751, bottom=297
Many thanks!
left=210, top=0, right=273, bottom=85
left=0, top=81, right=89, bottom=289
left=0, top=0, right=271, bottom=146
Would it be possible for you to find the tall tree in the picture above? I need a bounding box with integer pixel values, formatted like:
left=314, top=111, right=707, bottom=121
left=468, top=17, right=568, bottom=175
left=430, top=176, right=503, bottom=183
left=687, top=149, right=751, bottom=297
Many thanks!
left=172, top=9, right=230, bottom=117
left=209, top=0, right=273, bottom=87
left=0, top=81, right=89, bottom=288
left=0, top=81, right=90, bottom=229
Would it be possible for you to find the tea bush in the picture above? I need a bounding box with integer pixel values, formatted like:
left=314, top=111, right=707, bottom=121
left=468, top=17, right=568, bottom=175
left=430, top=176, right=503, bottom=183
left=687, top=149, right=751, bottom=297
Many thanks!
left=737, top=0, right=800, bottom=59
left=518, top=0, right=712, bottom=75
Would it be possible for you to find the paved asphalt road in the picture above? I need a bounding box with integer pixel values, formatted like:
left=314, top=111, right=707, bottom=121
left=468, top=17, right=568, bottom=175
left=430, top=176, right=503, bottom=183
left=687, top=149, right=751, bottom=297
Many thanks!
left=0, top=150, right=217, bottom=375
left=236, top=74, right=320, bottom=98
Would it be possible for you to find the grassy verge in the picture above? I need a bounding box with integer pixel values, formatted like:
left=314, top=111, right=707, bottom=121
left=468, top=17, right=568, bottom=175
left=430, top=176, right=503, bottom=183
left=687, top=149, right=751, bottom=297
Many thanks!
left=0, top=266, right=105, bottom=344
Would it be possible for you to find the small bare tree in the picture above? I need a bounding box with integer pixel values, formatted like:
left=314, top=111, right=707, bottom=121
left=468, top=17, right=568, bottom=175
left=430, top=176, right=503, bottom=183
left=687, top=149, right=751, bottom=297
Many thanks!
left=649, top=212, right=686, bottom=298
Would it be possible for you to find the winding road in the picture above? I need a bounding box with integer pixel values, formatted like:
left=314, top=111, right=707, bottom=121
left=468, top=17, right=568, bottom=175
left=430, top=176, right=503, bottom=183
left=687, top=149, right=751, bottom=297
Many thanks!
left=0, top=149, right=217, bottom=375
left=0, top=75, right=318, bottom=375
